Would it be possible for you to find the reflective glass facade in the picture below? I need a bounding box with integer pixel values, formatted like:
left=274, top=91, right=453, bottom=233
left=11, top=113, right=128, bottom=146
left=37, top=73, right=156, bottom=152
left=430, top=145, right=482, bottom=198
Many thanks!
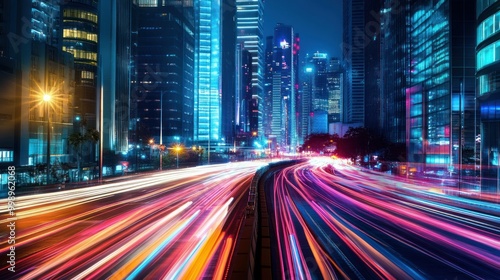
left=342, top=0, right=371, bottom=126
left=134, top=5, right=195, bottom=145
left=407, top=1, right=476, bottom=173
left=271, top=24, right=297, bottom=151
left=194, top=0, right=221, bottom=143
left=477, top=0, right=500, bottom=193
left=381, top=1, right=410, bottom=144
left=236, top=0, right=265, bottom=136
left=62, top=0, right=99, bottom=128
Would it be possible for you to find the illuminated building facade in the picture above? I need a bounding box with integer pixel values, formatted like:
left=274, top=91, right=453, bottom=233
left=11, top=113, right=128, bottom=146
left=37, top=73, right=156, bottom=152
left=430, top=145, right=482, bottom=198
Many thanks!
left=270, top=23, right=298, bottom=152
left=264, top=36, right=274, bottom=138
left=236, top=0, right=265, bottom=137
left=236, top=47, right=253, bottom=134
left=310, top=52, right=329, bottom=134
left=61, top=0, right=99, bottom=128
left=406, top=0, right=476, bottom=173
left=0, top=1, right=74, bottom=186
left=327, top=58, right=343, bottom=125
left=477, top=0, right=500, bottom=193
left=300, top=56, right=313, bottom=142
left=194, top=0, right=221, bottom=144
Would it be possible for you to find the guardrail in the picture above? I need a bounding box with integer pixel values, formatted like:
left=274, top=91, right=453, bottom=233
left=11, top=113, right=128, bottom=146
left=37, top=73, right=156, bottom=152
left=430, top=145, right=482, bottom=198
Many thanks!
left=229, top=164, right=268, bottom=279
left=230, top=159, right=304, bottom=279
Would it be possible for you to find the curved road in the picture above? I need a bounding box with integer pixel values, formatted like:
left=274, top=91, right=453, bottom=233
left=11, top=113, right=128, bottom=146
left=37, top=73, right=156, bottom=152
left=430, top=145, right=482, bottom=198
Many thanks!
left=265, top=158, right=500, bottom=279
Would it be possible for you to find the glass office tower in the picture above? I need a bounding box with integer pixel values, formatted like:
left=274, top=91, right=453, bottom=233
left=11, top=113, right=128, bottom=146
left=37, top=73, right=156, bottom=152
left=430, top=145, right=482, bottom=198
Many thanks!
left=236, top=0, right=265, bottom=137
left=407, top=0, right=476, bottom=176
left=194, top=0, right=221, bottom=144
left=381, top=1, right=411, bottom=144
left=62, top=0, right=99, bottom=127
left=134, top=3, right=195, bottom=145
left=477, top=0, right=500, bottom=193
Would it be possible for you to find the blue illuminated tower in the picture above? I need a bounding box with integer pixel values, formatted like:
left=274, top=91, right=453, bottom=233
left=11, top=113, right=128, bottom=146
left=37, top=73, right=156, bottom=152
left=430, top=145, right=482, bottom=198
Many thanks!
left=236, top=0, right=265, bottom=137
left=406, top=0, right=476, bottom=172
left=194, top=0, right=222, bottom=146
left=270, top=23, right=298, bottom=152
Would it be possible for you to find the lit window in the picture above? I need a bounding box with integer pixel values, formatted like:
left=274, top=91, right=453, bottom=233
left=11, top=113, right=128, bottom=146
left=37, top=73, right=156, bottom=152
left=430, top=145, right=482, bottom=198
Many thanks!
left=81, top=71, right=94, bottom=80
left=63, top=9, right=98, bottom=24
left=0, top=150, right=13, bottom=162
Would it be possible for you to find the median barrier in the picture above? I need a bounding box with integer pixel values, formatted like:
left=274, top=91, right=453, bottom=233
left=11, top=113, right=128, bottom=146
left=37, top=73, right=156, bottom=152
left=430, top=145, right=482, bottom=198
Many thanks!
left=229, top=159, right=304, bottom=279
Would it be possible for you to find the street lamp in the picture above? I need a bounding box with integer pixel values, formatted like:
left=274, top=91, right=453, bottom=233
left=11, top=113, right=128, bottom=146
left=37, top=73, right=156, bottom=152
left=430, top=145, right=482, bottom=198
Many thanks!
left=43, top=93, right=51, bottom=185
left=174, top=145, right=182, bottom=168
left=159, top=91, right=166, bottom=170
left=149, top=139, right=154, bottom=161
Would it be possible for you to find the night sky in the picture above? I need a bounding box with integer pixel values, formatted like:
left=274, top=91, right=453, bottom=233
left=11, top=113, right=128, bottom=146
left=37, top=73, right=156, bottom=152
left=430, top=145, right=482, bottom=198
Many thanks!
left=263, top=0, right=343, bottom=60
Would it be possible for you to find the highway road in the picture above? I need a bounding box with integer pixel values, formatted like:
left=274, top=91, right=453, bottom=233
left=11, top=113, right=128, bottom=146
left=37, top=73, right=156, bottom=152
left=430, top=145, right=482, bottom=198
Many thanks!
left=0, top=162, right=265, bottom=279
left=264, top=157, right=500, bottom=279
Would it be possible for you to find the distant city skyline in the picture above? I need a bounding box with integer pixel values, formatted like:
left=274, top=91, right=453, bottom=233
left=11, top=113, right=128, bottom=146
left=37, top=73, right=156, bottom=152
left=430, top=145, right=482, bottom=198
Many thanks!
left=263, top=0, right=342, bottom=59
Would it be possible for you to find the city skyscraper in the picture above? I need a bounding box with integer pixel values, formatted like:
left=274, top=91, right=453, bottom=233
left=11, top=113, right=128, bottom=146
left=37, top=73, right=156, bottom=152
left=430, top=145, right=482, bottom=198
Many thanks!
left=477, top=0, right=500, bottom=193
left=264, top=35, right=274, bottom=138
left=327, top=58, right=343, bottom=130
left=61, top=0, right=99, bottom=129
left=194, top=0, right=222, bottom=146
left=310, top=52, right=329, bottom=134
left=381, top=1, right=411, bottom=144
left=270, top=23, right=298, bottom=152
left=342, top=0, right=365, bottom=127
left=236, top=46, right=253, bottom=134
left=0, top=0, right=75, bottom=184
left=236, top=0, right=265, bottom=137
left=133, top=2, right=195, bottom=146
left=221, top=0, right=237, bottom=146
left=300, top=55, right=313, bottom=143
left=405, top=0, right=476, bottom=174
left=98, top=0, right=132, bottom=154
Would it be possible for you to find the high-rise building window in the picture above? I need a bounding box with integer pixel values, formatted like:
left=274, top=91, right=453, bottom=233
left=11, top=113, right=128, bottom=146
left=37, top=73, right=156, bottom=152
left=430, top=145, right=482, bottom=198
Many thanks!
left=477, top=40, right=500, bottom=70
left=478, top=0, right=499, bottom=16
left=477, top=11, right=500, bottom=44
left=0, top=150, right=13, bottom=162
left=81, top=70, right=94, bottom=80
left=136, top=0, right=158, bottom=7
left=63, top=29, right=98, bottom=43
left=63, top=9, right=98, bottom=24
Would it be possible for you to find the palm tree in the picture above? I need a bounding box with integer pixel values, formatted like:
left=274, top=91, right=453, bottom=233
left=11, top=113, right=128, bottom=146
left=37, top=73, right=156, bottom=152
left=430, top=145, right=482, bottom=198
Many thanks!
left=69, top=120, right=99, bottom=182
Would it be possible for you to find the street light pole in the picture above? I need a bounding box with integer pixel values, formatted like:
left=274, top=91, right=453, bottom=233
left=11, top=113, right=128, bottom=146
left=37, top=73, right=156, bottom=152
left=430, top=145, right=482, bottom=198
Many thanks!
left=160, top=91, right=164, bottom=170
left=99, top=83, right=103, bottom=182
left=176, top=148, right=179, bottom=168
left=44, top=94, right=51, bottom=185
left=208, top=87, right=211, bottom=165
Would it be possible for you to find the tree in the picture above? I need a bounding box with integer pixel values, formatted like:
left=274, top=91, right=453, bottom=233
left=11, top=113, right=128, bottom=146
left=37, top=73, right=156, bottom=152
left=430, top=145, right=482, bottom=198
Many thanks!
left=69, top=119, right=99, bottom=182
left=301, top=133, right=340, bottom=154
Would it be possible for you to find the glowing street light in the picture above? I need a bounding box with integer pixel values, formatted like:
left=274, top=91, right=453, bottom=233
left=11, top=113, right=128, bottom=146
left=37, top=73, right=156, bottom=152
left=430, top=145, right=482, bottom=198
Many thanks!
left=174, top=145, right=182, bottom=169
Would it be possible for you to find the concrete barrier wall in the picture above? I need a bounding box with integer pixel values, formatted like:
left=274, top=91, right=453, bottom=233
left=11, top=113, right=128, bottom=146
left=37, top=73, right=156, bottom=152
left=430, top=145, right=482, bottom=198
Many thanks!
left=229, top=159, right=304, bottom=279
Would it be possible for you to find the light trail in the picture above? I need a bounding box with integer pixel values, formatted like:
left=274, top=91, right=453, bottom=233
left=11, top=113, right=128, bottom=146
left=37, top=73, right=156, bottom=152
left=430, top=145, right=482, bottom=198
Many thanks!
left=0, top=162, right=265, bottom=279
left=267, top=157, right=500, bottom=279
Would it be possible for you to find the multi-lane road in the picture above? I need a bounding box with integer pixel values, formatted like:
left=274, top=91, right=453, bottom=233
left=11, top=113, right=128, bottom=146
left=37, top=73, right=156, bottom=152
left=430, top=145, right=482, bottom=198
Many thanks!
left=0, top=162, right=265, bottom=279
left=2, top=157, right=499, bottom=279
left=264, top=158, right=500, bottom=279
